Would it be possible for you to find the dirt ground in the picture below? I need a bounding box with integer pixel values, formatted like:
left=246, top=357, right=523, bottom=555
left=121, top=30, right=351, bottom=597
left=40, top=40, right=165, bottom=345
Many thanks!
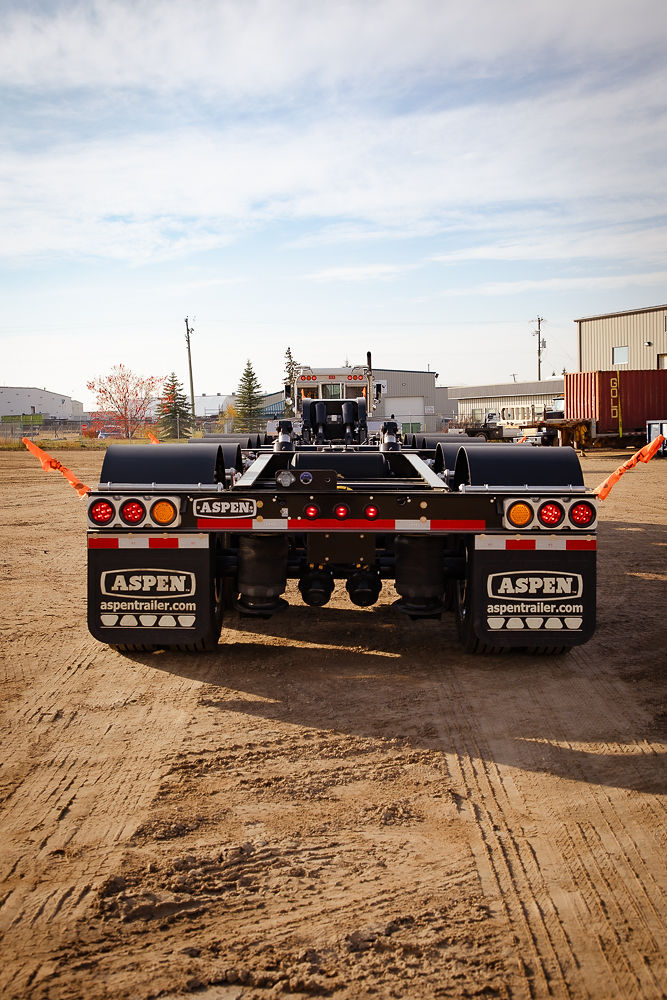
left=0, top=447, right=665, bottom=1000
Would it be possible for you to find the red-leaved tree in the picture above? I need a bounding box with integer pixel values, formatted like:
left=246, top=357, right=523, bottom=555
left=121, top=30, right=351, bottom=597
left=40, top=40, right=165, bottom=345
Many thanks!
left=87, top=364, right=165, bottom=439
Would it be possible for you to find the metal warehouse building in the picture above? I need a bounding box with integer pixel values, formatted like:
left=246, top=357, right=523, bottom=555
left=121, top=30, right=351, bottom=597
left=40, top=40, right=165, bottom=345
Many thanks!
left=372, top=368, right=438, bottom=433
left=576, top=304, right=667, bottom=372
left=0, top=386, right=83, bottom=419
left=448, top=379, right=564, bottom=423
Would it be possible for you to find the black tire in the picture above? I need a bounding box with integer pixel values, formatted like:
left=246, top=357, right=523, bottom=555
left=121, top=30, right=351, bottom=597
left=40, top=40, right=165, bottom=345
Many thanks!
left=113, top=643, right=161, bottom=653
left=176, top=573, right=224, bottom=652
left=455, top=568, right=484, bottom=653
left=520, top=645, right=570, bottom=656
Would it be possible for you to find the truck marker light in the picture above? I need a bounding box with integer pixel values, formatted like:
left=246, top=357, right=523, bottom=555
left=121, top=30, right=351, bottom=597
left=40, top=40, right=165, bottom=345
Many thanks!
left=537, top=501, right=564, bottom=527
left=364, top=505, right=379, bottom=520
left=304, top=504, right=320, bottom=519
left=90, top=499, right=115, bottom=525
left=151, top=499, right=178, bottom=526
left=569, top=501, right=595, bottom=527
left=120, top=499, right=146, bottom=525
left=334, top=503, right=350, bottom=520
left=507, top=501, right=533, bottom=528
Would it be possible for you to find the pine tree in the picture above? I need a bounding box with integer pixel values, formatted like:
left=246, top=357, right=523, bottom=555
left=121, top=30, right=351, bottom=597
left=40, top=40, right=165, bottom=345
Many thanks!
left=156, top=372, right=193, bottom=439
left=234, top=360, right=264, bottom=433
left=284, top=346, right=299, bottom=416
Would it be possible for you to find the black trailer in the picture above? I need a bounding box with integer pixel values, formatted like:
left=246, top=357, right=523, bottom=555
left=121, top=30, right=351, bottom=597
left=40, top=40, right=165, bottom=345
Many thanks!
left=86, top=399, right=597, bottom=656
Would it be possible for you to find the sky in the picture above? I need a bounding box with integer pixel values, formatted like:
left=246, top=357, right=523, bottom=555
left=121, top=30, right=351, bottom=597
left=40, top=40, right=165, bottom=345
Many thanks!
left=1, top=0, right=666, bottom=411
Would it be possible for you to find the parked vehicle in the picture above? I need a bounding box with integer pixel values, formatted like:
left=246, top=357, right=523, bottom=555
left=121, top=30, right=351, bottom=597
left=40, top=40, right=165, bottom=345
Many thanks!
left=86, top=356, right=597, bottom=655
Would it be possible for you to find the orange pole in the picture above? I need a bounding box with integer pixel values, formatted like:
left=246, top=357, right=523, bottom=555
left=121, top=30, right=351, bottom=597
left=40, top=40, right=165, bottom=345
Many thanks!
left=594, top=435, right=664, bottom=500
left=22, top=438, right=90, bottom=497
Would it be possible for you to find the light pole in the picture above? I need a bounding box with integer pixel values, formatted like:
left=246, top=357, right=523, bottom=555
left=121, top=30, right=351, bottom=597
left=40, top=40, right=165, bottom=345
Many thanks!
left=185, top=317, right=196, bottom=424
left=532, top=316, right=546, bottom=381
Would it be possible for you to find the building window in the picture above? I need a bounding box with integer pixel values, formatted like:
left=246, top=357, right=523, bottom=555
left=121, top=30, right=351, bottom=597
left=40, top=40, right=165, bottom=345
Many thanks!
left=612, top=346, right=629, bottom=365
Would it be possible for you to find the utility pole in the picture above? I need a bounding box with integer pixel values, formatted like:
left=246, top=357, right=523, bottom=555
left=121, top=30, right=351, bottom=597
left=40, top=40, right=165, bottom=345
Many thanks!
left=532, top=316, right=546, bottom=381
left=184, top=317, right=196, bottom=422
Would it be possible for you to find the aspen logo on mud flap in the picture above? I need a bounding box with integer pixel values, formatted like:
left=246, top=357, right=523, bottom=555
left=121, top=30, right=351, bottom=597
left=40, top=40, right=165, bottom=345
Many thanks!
left=487, top=571, right=583, bottom=600
left=101, top=570, right=196, bottom=597
left=194, top=498, right=256, bottom=517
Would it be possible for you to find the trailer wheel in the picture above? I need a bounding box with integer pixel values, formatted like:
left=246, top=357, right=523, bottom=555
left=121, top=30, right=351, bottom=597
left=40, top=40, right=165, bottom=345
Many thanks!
left=113, top=643, right=161, bottom=653
left=454, top=553, right=506, bottom=655
left=521, top=645, right=570, bottom=656
left=455, top=564, right=484, bottom=653
left=176, top=573, right=224, bottom=652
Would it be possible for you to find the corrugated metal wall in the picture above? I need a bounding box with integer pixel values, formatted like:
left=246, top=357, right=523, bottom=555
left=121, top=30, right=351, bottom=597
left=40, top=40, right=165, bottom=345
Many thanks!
left=565, top=370, right=667, bottom=433
left=455, top=390, right=561, bottom=422
left=578, top=307, right=667, bottom=371
left=373, top=369, right=437, bottom=430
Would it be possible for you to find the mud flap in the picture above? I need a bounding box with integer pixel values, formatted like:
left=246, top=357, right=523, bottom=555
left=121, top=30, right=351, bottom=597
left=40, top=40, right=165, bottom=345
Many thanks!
left=87, top=539, right=214, bottom=648
left=469, top=544, right=596, bottom=648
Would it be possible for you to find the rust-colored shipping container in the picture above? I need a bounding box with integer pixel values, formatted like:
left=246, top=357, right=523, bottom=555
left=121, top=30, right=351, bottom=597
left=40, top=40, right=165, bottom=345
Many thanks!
left=565, top=370, right=667, bottom=435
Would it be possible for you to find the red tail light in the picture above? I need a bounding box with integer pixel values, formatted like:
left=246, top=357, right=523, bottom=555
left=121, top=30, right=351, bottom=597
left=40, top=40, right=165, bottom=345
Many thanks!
left=364, top=505, right=379, bottom=520
left=569, top=501, right=596, bottom=527
left=119, top=499, right=146, bottom=525
left=334, top=503, right=350, bottom=520
left=90, top=499, right=114, bottom=525
left=304, top=504, right=320, bottom=520
left=537, top=501, right=564, bottom=527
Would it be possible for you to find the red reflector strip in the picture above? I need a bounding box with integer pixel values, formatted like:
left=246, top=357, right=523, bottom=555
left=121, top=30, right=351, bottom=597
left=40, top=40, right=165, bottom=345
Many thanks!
left=475, top=536, right=596, bottom=551
left=431, top=519, right=486, bottom=531
left=196, top=518, right=254, bottom=529
left=88, top=535, right=208, bottom=549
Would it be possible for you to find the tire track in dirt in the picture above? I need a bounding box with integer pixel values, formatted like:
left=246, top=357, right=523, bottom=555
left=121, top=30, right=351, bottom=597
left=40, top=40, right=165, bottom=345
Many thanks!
left=425, top=668, right=570, bottom=999
left=422, top=647, right=666, bottom=1000
left=0, top=632, right=224, bottom=999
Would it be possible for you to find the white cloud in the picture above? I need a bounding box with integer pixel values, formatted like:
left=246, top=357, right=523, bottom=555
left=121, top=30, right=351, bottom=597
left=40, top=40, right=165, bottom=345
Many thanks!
left=1, top=0, right=664, bottom=95
left=2, top=59, right=666, bottom=264
left=305, top=263, right=418, bottom=282
left=444, top=271, right=667, bottom=296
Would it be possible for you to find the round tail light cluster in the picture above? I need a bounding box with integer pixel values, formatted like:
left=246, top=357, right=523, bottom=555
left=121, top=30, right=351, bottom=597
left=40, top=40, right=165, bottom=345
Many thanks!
left=120, top=500, right=146, bottom=525
left=537, top=502, right=565, bottom=527
left=88, top=496, right=179, bottom=528
left=505, top=497, right=596, bottom=530
left=506, top=501, right=533, bottom=528
left=150, top=499, right=178, bottom=526
left=89, top=500, right=114, bottom=525
left=569, top=501, right=596, bottom=527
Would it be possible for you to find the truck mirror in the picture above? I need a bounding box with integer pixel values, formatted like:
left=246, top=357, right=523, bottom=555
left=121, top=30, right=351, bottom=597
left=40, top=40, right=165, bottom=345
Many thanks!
left=284, top=383, right=292, bottom=400
left=375, top=384, right=382, bottom=399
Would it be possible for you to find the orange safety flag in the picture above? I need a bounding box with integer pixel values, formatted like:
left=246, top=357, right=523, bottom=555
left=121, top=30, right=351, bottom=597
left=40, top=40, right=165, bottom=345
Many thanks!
left=148, top=432, right=160, bottom=444
left=22, top=438, right=90, bottom=497
left=594, top=434, right=664, bottom=500
left=518, top=435, right=528, bottom=443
